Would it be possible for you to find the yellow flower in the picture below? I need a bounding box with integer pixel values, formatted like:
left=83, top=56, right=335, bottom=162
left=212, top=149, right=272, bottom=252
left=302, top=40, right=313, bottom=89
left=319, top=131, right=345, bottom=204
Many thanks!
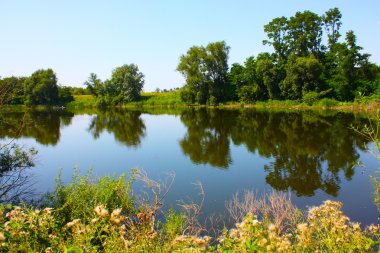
left=297, top=223, right=308, bottom=233
left=111, top=208, right=122, bottom=217
left=268, top=223, right=276, bottom=232
left=0, top=232, right=5, bottom=242
left=94, top=204, right=109, bottom=217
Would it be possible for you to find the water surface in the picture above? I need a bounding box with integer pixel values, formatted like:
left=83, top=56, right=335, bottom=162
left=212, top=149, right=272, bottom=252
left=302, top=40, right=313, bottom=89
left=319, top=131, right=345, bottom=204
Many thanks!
left=0, top=108, right=378, bottom=225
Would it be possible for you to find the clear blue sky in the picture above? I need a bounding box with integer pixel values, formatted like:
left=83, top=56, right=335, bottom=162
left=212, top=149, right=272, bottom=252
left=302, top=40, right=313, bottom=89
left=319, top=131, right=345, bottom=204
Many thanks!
left=1, top=1, right=379, bottom=91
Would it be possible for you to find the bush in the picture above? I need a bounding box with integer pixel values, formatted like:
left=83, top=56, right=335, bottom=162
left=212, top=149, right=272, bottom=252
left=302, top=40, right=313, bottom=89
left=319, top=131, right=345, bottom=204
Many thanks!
left=315, top=98, right=339, bottom=107
left=43, top=168, right=136, bottom=226
left=302, top=91, right=319, bottom=105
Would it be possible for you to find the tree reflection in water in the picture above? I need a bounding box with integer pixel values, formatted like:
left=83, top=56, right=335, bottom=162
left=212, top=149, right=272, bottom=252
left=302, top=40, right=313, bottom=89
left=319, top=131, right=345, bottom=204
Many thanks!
left=0, top=110, right=74, bottom=145
left=0, top=108, right=372, bottom=198
left=179, top=108, right=371, bottom=197
left=88, top=108, right=146, bottom=147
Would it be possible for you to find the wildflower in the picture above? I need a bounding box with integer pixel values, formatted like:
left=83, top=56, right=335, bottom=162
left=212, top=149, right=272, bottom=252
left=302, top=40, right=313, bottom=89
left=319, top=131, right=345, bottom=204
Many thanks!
left=297, top=223, right=308, bottom=233
left=110, top=217, right=121, bottom=225
left=174, top=235, right=188, bottom=243
left=111, top=208, right=122, bottom=217
left=203, top=236, right=212, bottom=243
left=124, top=239, right=132, bottom=247
left=43, top=208, right=53, bottom=214
left=45, top=247, right=52, bottom=253
left=352, top=223, right=360, bottom=231
left=66, top=219, right=80, bottom=228
left=0, top=232, right=5, bottom=242
left=259, top=238, right=267, bottom=246
left=229, top=229, right=239, bottom=238
left=268, top=223, right=276, bottom=232
left=194, top=238, right=206, bottom=246
left=91, top=218, right=98, bottom=224
left=94, top=204, right=108, bottom=217
left=368, top=224, right=379, bottom=234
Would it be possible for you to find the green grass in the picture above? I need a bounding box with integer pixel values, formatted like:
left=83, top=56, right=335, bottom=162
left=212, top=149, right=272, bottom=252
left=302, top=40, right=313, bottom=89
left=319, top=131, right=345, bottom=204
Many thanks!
left=66, top=95, right=97, bottom=108
left=127, top=91, right=182, bottom=106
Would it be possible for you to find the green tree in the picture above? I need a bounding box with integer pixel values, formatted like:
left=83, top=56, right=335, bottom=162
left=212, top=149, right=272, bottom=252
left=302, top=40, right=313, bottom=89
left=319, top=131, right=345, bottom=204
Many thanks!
left=109, top=64, right=144, bottom=103
left=331, top=31, right=369, bottom=100
left=177, top=41, right=230, bottom=104
left=58, top=86, right=74, bottom=103
left=0, top=76, right=26, bottom=105
left=24, top=69, right=59, bottom=105
left=322, top=7, right=342, bottom=50
left=287, top=11, right=324, bottom=58
left=255, top=53, right=282, bottom=100
left=263, top=16, right=290, bottom=61
left=84, top=73, right=104, bottom=97
left=282, top=55, right=323, bottom=99
left=228, top=63, right=246, bottom=100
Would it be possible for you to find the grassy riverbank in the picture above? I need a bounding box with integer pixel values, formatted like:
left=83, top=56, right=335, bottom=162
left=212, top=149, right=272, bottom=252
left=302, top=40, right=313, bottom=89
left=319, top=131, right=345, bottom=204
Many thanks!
left=0, top=168, right=379, bottom=252
left=64, top=91, right=380, bottom=112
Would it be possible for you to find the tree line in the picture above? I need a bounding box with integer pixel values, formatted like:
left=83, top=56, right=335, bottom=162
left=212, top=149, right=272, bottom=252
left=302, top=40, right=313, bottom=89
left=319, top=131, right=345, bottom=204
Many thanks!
left=177, top=8, right=380, bottom=105
left=0, top=64, right=145, bottom=107
left=0, top=69, right=74, bottom=106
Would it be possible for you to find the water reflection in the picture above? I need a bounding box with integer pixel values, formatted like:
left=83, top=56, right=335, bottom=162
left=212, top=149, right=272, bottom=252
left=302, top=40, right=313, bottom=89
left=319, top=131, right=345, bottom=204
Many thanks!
left=0, top=110, right=74, bottom=145
left=179, top=108, right=370, bottom=196
left=88, top=109, right=146, bottom=147
left=180, top=109, right=234, bottom=168
left=0, top=108, right=373, bottom=198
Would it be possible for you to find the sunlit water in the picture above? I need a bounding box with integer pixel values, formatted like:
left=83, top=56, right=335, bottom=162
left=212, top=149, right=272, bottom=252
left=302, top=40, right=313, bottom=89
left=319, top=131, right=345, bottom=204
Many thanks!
left=0, top=108, right=378, bottom=225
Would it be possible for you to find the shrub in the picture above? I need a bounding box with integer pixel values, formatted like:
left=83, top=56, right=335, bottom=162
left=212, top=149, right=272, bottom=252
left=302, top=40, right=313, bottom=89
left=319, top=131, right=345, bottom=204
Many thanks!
left=315, top=98, right=339, bottom=107
left=302, top=91, right=319, bottom=105
left=43, top=168, right=136, bottom=226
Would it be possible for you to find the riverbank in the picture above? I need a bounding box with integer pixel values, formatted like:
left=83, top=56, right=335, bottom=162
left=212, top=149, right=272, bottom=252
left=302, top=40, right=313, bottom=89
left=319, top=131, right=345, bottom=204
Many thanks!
left=65, top=92, right=380, bottom=111
left=2, top=91, right=380, bottom=113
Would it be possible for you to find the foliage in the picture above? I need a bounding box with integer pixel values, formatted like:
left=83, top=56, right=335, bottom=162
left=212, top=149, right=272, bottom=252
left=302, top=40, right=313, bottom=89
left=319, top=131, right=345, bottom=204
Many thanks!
left=0, top=187, right=378, bottom=252
left=58, top=86, right=74, bottom=103
left=0, top=144, right=37, bottom=203
left=24, top=69, right=59, bottom=105
left=0, top=77, right=26, bottom=105
left=109, top=64, right=144, bottom=103
left=177, top=41, right=230, bottom=104
left=84, top=64, right=145, bottom=106
left=43, top=168, right=136, bottom=226
left=282, top=55, right=323, bottom=99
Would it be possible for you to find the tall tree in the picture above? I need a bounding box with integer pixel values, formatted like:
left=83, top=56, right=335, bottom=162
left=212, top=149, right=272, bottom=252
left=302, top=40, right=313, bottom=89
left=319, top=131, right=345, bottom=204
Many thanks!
left=282, top=55, right=323, bottom=99
left=255, top=53, right=282, bottom=100
left=205, top=41, right=230, bottom=102
left=24, top=69, right=59, bottom=105
left=287, top=11, right=324, bottom=57
left=263, top=17, right=289, bottom=61
left=177, top=41, right=230, bottom=105
left=110, top=64, right=144, bottom=103
left=322, top=8, right=342, bottom=50
left=332, top=31, right=370, bottom=100
left=84, top=73, right=104, bottom=97
left=228, top=63, right=246, bottom=100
